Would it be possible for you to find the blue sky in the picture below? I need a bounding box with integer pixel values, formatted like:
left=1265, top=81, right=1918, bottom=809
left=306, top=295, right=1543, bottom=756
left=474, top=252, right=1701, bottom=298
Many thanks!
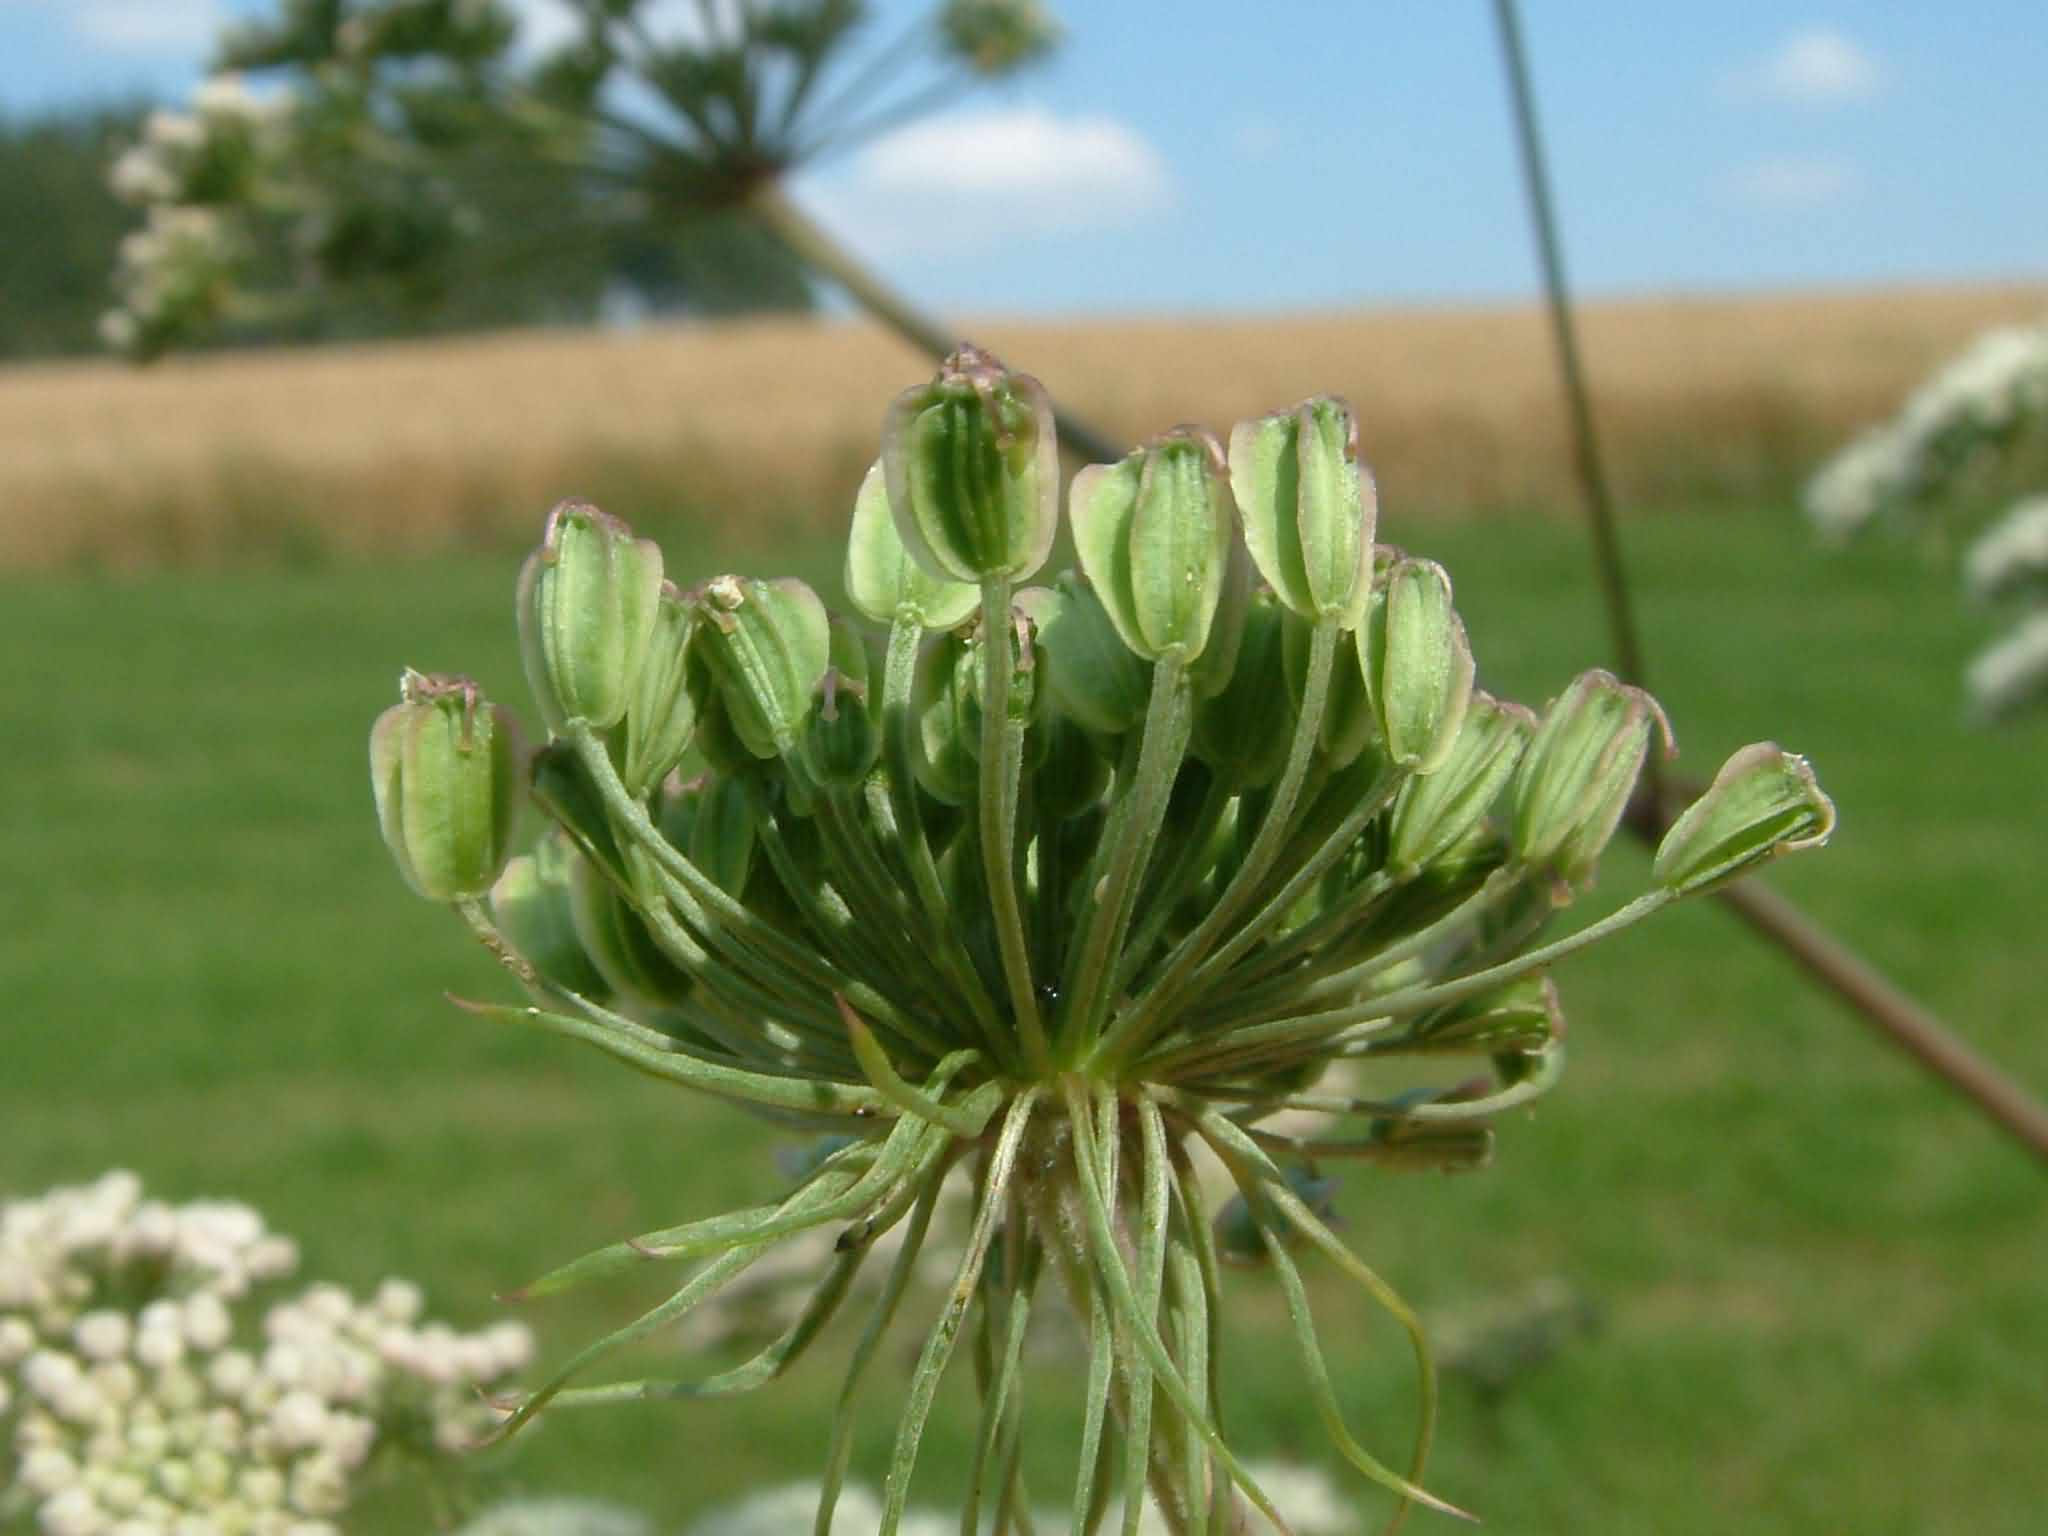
left=5, top=0, right=2044, bottom=314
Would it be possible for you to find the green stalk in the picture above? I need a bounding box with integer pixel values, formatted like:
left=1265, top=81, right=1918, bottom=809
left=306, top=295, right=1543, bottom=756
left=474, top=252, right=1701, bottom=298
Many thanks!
left=1194, top=1045, right=1566, bottom=1125
left=546, top=1174, right=922, bottom=1405
left=815, top=1164, right=950, bottom=1536
left=1192, top=1108, right=1473, bottom=1530
left=1060, top=1081, right=1292, bottom=1535
left=1098, top=616, right=1340, bottom=1066
left=880, top=616, right=1012, bottom=1056
left=879, top=1092, right=1040, bottom=1536
left=1171, top=765, right=1405, bottom=1007
left=1114, top=772, right=1233, bottom=994
left=1228, top=888, right=1674, bottom=1042
left=962, top=1232, right=1042, bottom=1536
left=451, top=997, right=885, bottom=1117
left=1298, top=865, right=1526, bottom=1002
left=493, top=1157, right=881, bottom=1439
left=1118, top=1086, right=1173, bottom=1536
left=1063, top=654, right=1191, bottom=1053
left=980, top=576, right=1050, bottom=1071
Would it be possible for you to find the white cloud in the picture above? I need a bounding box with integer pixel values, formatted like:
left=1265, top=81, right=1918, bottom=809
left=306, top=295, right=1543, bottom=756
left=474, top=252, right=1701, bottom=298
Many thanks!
left=803, top=104, right=1172, bottom=260
left=72, top=0, right=224, bottom=54
left=1725, top=27, right=1885, bottom=106
left=1719, top=154, right=1862, bottom=211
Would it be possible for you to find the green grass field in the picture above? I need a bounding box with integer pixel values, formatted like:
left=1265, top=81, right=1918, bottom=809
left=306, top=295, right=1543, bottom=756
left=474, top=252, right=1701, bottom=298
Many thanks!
left=4, top=495, right=2043, bottom=1533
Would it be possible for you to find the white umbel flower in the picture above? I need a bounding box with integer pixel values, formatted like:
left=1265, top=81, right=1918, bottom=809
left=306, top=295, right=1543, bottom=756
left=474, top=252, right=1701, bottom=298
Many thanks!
left=4, top=1174, right=532, bottom=1531
left=1967, top=610, right=2048, bottom=721
left=1964, top=494, right=2048, bottom=602
left=1807, top=319, right=2048, bottom=536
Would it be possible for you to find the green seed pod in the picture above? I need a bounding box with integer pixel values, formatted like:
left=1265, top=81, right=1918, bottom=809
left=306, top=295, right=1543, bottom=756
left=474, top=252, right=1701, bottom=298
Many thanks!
left=881, top=344, right=1058, bottom=585
left=952, top=607, right=1046, bottom=761
left=804, top=669, right=880, bottom=788
left=681, top=641, right=757, bottom=780
left=1188, top=528, right=1252, bottom=699
left=1070, top=427, right=1234, bottom=662
left=1652, top=743, right=1836, bottom=897
left=1359, top=557, right=1475, bottom=774
left=529, top=735, right=625, bottom=884
left=1032, top=710, right=1111, bottom=819
left=516, top=501, right=664, bottom=731
left=844, top=458, right=980, bottom=630
left=1410, top=976, right=1562, bottom=1055
left=1228, top=396, right=1376, bottom=622
left=691, top=575, right=831, bottom=761
left=370, top=670, right=522, bottom=902
left=619, top=580, right=696, bottom=797
left=1192, top=588, right=1296, bottom=787
left=489, top=830, right=610, bottom=998
left=1282, top=608, right=1376, bottom=768
left=1387, top=692, right=1535, bottom=877
left=684, top=774, right=759, bottom=899
left=566, top=846, right=692, bottom=1004
left=1017, top=574, right=1148, bottom=738
left=799, top=614, right=881, bottom=789
left=911, top=630, right=978, bottom=805
left=1510, top=669, right=1674, bottom=888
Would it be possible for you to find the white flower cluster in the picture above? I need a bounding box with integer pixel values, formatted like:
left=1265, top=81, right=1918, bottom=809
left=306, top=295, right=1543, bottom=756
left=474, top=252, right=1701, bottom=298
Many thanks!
left=107, top=77, right=288, bottom=207
left=685, top=1464, right=1350, bottom=1536
left=1804, top=320, right=2048, bottom=539
left=1966, top=610, right=2048, bottom=722
left=1807, top=319, right=2048, bottom=721
left=1964, top=494, right=2048, bottom=603
left=101, top=74, right=292, bottom=355
left=99, top=208, right=238, bottom=354
left=1, top=1172, right=533, bottom=1536
left=453, top=1498, right=652, bottom=1536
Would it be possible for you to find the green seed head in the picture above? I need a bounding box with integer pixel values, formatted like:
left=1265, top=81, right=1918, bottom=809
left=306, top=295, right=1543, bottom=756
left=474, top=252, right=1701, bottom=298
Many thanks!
left=379, top=343, right=1835, bottom=1535
left=882, top=345, right=1058, bottom=585
left=1018, top=574, right=1149, bottom=738
left=1229, top=396, right=1377, bottom=622
left=1511, top=669, right=1674, bottom=889
left=1653, top=743, right=1837, bottom=896
left=618, top=580, right=696, bottom=797
left=369, top=669, right=521, bottom=902
left=689, top=575, right=831, bottom=761
left=1387, top=691, right=1535, bottom=877
left=1359, top=557, right=1477, bottom=774
left=1071, top=427, right=1235, bottom=662
left=516, top=501, right=664, bottom=731
left=845, top=458, right=981, bottom=631
left=489, top=830, right=610, bottom=999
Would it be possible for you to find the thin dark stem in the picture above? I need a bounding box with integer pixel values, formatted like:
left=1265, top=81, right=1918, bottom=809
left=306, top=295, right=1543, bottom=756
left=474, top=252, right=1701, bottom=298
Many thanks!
left=1485, top=0, right=2048, bottom=1161
left=1489, top=0, right=1655, bottom=761
left=1716, top=874, right=2048, bottom=1160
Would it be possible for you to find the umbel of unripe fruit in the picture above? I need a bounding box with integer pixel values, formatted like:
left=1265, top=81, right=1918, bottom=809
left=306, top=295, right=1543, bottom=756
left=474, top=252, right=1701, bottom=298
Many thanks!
left=369, top=344, right=1834, bottom=1536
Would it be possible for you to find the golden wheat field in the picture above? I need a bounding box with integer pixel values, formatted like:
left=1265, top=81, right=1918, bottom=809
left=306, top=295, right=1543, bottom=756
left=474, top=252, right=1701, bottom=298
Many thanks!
left=2, top=280, right=2043, bottom=567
